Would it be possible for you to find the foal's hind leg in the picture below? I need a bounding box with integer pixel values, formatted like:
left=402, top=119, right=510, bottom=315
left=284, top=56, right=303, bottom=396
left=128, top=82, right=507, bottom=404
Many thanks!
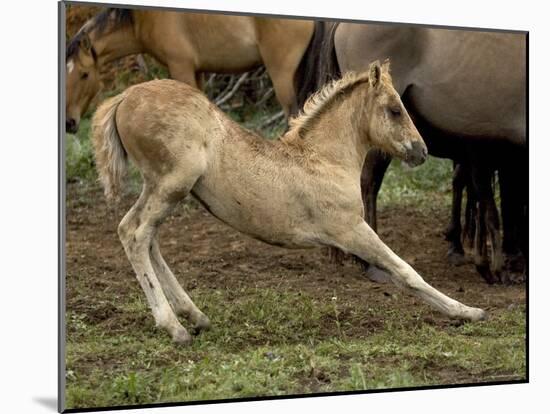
left=150, top=239, right=211, bottom=334
left=119, top=186, right=192, bottom=344
left=330, top=219, right=487, bottom=321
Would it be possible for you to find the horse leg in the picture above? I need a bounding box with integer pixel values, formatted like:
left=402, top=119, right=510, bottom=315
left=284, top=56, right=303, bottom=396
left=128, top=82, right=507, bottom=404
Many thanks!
left=462, top=175, right=477, bottom=253
left=445, top=162, right=467, bottom=266
left=499, top=163, right=527, bottom=283
left=485, top=188, right=504, bottom=282
left=150, top=239, right=211, bottom=334
left=167, top=61, right=199, bottom=89
left=361, top=149, right=392, bottom=232
left=471, top=165, right=502, bottom=284
left=357, top=149, right=392, bottom=282
left=330, top=220, right=487, bottom=321
left=258, top=37, right=310, bottom=116
left=118, top=185, right=192, bottom=344
left=262, top=64, right=295, bottom=116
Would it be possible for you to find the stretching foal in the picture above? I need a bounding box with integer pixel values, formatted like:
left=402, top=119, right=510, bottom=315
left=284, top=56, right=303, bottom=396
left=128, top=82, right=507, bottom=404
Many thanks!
left=92, top=61, right=487, bottom=345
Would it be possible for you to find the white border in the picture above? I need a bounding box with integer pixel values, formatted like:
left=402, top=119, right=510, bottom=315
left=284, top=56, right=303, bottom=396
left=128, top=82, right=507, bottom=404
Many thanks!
left=1, top=0, right=547, bottom=413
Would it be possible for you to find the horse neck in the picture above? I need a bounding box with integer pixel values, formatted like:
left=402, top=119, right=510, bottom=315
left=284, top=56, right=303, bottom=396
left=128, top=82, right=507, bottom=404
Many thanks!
left=284, top=93, right=369, bottom=174
left=90, top=24, right=142, bottom=66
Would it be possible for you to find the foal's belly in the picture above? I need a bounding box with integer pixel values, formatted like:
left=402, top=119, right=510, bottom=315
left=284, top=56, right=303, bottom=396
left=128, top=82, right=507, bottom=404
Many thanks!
left=190, top=178, right=320, bottom=249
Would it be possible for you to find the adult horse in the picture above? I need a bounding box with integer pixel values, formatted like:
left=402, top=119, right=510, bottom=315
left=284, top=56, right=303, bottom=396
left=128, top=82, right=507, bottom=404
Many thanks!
left=91, top=61, right=486, bottom=344
left=295, top=22, right=527, bottom=284
left=66, top=7, right=313, bottom=132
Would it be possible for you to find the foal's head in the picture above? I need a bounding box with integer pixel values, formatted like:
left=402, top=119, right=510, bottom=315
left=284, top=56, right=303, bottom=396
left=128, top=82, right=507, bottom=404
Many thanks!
left=362, top=60, right=427, bottom=166
left=66, top=32, right=102, bottom=133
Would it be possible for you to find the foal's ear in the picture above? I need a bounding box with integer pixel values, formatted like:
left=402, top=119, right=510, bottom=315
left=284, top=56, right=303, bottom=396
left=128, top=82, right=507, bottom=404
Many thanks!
left=369, top=60, right=382, bottom=88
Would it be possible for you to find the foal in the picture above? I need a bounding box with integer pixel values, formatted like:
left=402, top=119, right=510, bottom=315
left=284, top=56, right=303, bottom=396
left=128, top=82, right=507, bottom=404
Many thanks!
left=92, top=61, right=487, bottom=345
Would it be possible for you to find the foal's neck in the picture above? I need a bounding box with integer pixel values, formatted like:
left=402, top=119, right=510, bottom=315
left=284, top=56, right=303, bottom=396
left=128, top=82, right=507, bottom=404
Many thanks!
left=90, top=23, right=142, bottom=66
left=283, top=92, right=370, bottom=174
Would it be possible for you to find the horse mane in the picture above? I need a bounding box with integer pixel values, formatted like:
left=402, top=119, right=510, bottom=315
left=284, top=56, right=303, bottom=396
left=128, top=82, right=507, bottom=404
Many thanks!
left=67, top=8, right=133, bottom=59
left=288, top=71, right=370, bottom=138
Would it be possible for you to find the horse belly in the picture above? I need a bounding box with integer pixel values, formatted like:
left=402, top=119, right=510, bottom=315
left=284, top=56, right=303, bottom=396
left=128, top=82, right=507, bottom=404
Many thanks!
left=409, top=31, right=526, bottom=144
left=189, top=15, right=262, bottom=72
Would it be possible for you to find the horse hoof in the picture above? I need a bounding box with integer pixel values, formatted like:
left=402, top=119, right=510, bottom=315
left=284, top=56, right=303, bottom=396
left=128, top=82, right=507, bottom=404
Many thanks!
left=172, top=328, right=193, bottom=345
left=191, top=314, right=211, bottom=336
left=476, top=265, right=497, bottom=285
left=446, top=249, right=466, bottom=266
left=504, top=252, right=525, bottom=273
left=476, top=309, right=488, bottom=321
left=501, top=271, right=526, bottom=285
left=366, top=266, right=391, bottom=283
left=468, top=308, right=488, bottom=322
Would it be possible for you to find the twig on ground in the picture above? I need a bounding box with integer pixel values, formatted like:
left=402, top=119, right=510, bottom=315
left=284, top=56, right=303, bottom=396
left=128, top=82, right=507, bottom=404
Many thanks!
left=215, top=73, right=250, bottom=106
left=259, top=110, right=285, bottom=129
left=255, top=87, right=275, bottom=107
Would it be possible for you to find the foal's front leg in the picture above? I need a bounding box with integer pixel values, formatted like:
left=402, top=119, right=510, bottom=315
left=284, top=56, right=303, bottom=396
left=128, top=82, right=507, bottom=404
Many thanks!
left=330, top=219, right=487, bottom=321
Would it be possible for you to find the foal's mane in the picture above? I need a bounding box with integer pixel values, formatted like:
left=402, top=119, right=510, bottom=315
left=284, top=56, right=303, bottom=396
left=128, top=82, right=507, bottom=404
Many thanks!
left=289, top=71, right=371, bottom=138
left=67, top=8, right=134, bottom=59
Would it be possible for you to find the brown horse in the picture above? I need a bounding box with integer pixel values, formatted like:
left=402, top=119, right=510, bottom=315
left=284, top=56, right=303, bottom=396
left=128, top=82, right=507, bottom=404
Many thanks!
left=295, top=22, right=527, bottom=284
left=91, top=61, right=485, bottom=344
left=66, top=7, right=314, bottom=132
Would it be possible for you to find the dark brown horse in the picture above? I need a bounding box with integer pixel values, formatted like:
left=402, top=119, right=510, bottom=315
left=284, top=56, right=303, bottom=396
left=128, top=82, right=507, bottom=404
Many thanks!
left=66, top=7, right=314, bottom=132
left=295, top=22, right=527, bottom=284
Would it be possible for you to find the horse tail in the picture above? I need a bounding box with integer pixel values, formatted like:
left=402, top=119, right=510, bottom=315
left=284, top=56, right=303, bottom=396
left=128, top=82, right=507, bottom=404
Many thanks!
left=293, top=21, right=327, bottom=114
left=293, top=21, right=341, bottom=114
left=91, top=91, right=128, bottom=203
left=322, top=22, right=342, bottom=83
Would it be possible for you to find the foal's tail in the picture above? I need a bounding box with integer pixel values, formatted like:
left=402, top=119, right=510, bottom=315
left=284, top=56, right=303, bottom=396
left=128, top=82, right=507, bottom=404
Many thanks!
left=91, top=92, right=129, bottom=203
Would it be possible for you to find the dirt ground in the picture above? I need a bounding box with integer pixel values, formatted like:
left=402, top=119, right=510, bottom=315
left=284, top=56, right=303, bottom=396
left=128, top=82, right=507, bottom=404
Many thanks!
left=66, top=183, right=526, bottom=335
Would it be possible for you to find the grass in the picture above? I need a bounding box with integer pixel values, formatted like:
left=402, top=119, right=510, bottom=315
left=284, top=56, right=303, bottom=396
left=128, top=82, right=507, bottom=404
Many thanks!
left=379, top=157, right=453, bottom=208
left=65, top=286, right=526, bottom=409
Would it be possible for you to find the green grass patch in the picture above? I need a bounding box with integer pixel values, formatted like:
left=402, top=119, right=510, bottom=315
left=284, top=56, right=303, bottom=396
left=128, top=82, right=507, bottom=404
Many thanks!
left=379, top=157, right=454, bottom=208
left=65, top=287, right=526, bottom=409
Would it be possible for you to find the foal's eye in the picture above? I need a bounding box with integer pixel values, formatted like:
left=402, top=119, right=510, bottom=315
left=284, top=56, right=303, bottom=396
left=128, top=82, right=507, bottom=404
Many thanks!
left=389, top=107, right=402, bottom=117
left=81, top=72, right=89, bottom=80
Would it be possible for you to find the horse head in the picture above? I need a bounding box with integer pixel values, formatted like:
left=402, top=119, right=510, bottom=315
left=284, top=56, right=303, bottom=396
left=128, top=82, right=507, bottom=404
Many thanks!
left=66, top=32, right=102, bottom=133
left=363, top=60, right=427, bottom=167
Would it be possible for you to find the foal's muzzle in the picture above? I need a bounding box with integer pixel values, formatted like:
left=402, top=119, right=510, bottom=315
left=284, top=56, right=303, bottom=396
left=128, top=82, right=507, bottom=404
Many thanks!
left=405, top=141, right=428, bottom=167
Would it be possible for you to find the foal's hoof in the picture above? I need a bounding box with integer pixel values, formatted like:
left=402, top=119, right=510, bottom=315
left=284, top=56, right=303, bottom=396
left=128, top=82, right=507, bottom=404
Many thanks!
left=191, top=314, right=211, bottom=336
left=468, top=308, right=488, bottom=322
left=172, top=328, right=193, bottom=345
